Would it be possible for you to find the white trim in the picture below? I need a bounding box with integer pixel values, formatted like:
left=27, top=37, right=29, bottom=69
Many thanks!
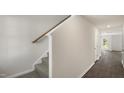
left=48, top=35, right=52, bottom=78
left=32, top=50, right=49, bottom=69
left=7, top=50, right=49, bottom=78
left=96, top=56, right=100, bottom=61
left=97, top=55, right=101, bottom=61
left=78, top=62, right=95, bottom=78
left=7, top=69, right=34, bottom=78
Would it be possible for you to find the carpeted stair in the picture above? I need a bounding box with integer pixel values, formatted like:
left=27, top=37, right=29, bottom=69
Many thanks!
left=17, top=53, right=49, bottom=78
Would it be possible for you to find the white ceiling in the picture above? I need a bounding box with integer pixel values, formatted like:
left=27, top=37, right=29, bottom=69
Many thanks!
left=84, top=15, right=124, bottom=30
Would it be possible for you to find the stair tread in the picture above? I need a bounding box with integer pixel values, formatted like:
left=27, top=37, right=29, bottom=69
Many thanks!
left=35, top=63, right=48, bottom=72
left=35, top=56, right=49, bottom=77
left=35, top=63, right=48, bottom=77
left=42, top=57, right=49, bottom=63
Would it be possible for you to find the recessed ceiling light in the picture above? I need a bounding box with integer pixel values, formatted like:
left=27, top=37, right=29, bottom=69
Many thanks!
left=107, top=25, right=111, bottom=28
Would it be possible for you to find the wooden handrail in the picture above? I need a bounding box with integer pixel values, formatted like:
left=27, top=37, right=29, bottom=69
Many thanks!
left=32, top=15, right=71, bottom=43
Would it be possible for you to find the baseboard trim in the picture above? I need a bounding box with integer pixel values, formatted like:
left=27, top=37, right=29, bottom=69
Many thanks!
left=78, top=62, right=95, bottom=78
left=7, top=69, right=34, bottom=78
left=95, top=59, right=99, bottom=63
left=7, top=50, right=49, bottom=78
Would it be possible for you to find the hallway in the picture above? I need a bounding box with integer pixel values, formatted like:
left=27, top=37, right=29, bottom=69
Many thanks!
left=83, top=51, right=124, bottom=78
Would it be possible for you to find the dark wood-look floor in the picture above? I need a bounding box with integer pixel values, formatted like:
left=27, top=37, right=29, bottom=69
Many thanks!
left=83, top=51, right=124, bottom=78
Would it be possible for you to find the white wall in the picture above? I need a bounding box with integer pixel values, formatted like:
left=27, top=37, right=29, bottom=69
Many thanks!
left=51, top=16, right=96, bottom=78
left=111, top=35, right=122, bottom=51
left=0, top=15, right=68, bottom=77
